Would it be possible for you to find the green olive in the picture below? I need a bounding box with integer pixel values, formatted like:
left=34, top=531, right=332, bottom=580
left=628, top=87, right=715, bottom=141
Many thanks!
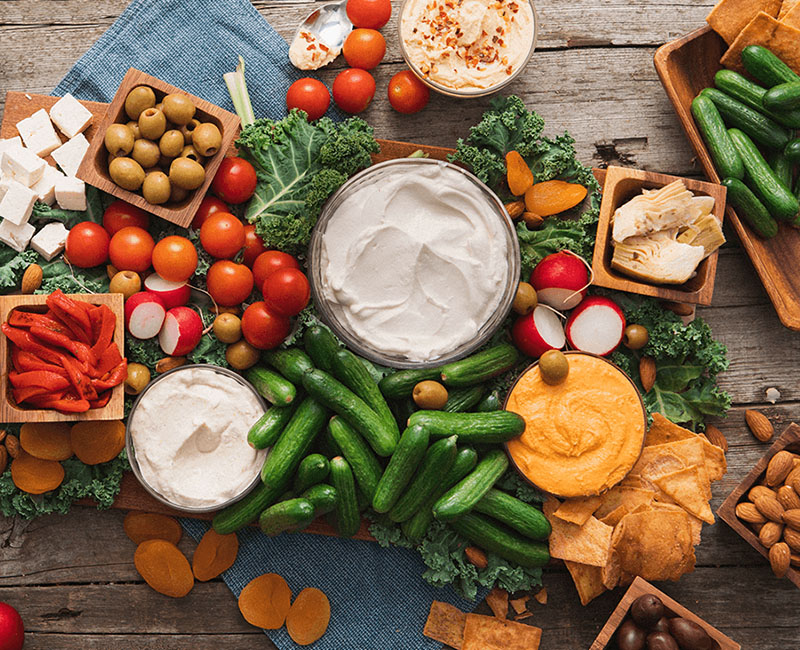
left=412, top=380, right=448, bottom=410
left=623, top=324, right=649, bottom=350
left=162, top=93, right=196, bottom=126
left=138, top=107, right=167, bottom=140
left=158, top=154, right=175, bottom=169
left=512, top=282, right=538, bottom=315
left=180, top=118, right=202, bottom=144
left=226, top=340, right=260, bottom=370
left=213, top=313, right=242, bottom=344
left=131, top=139, right=161, bottom=169
left=109, top=270, right=141, bottom=300
left=159, top=129, right=184, bottom=157
left=192, top=122, right=222, bottom=157
left=126, top=120, right=142, bottom=140
left=142, top=171, right=172, bottom=205
left=104, top=123, right=134, bottom=157
left=125, top=362, right=151, bottom=395
left=169, top=157, right=205, bottom=190
left=124, top=86, right=156, bottom=120
left=154, top=102, right=164, bottom=113
left=109, top=157, right=145, bottom=191
left=539, top=350, right=569, bottom=386
left=169, top=184, right=189, bottom=203
left=108, top=152, right=122, bottom=167
left=180, top=144, right=204, bottom=165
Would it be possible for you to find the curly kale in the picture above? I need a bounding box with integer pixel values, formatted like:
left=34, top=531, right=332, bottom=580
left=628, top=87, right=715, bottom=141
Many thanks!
left=0, top=248, right=39, bottom=291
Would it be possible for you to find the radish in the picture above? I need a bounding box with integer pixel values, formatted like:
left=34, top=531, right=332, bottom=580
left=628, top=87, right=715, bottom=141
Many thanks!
left=143, top=272, right=191, bottom=310
left=512, top=305, right=566, bottom=358
left=125, top=292, right=166, bottom=339
left=531, top=251, right=589, bottom=310
left=159, top=306, right=203, bottom=356
left=565, top=295, right=626, bottom=356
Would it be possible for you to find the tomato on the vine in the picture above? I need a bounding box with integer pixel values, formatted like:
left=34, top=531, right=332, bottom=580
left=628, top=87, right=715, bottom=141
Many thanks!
left=102, top=200, right=149, bottom=236
left=207, top=260, right=254, bottom=307
left=286, top=78, right=330, bottom=121
left=65, top=222, right=110, bottom=268
left=388, top=70, right=430, bottom=114
left=192, top=196, right=229, bottom=230
left=211, top=157, right=257, bottom=205
left=243, top=225, right=268, bottom=267
left=332, top=68, right=376, bottom=114
left=151, top=235, right=198, bottom=283
left=343, top=29, right=386, bottom=70
left=241, top=301, right=291, bottom=350
left=253, top=250, right=300, bottom=291
left=346, top=0, right=391, bottom=29
left=262, top=267, right=310, bottom=317
left=108, top=226, right=155, bottom=273
left=199, top=212, right=246, bottom=259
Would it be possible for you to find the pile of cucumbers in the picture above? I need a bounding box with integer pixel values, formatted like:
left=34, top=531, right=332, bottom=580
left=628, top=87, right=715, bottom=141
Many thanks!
left=211, top=326, right=551, bottom=570
left=691, top=45, right=800, bottom=238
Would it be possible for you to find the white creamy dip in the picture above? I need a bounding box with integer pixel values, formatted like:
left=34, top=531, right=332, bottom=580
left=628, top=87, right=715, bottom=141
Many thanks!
left=129, top=367, right=266, bottom=509
left=318, top=162, right=510, bottom=361
left=289, top=30, right=340, bottom=70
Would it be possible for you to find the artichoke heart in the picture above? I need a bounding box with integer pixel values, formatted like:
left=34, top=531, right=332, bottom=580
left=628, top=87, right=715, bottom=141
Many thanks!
left=677, top=210, right=725, bottom=259
left=611, top=231, right=706, bottom=285
left=612, top=180, right=696, bottom=243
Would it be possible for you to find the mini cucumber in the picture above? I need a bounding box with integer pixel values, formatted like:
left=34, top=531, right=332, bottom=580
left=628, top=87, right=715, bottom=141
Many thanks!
left=372, top=424, right=430, bottom=513
left=691, top=93, right=744, bottom=180
left=771, top=151, right=794, bottom=190
left=433, top=449, right=509, bottom=523
left=247, top=402, right=297, bottom=449
left=701, top=88, right=791, bottom=150
left=741, top=45, right=800, bottom=87
left=379, top=367, right=442, bottom=399
left=317, top=425, right=343, bottom=458
left=303, top=325, right=340, bottom=372
left=391, top=397, right=418, bottom=430
left=473, top=489, right=551, bottom=540
left=764, top=82, right=800, bottom=111
left=327, top=416, right=383, bottom=501
left=784, top=138, right=800, bottom=162
left=440, top=344, right=519, bottom=387
left=259, top=498, right=315, bottom=536
left=292, top=453, right=330, bottom=494
left=263, top=347, right=315, bottom=384
left=713, top=69, right=800, bottom=128
left=722, top=178, right=779, bottom=238
left=246, top=367, right=296, bottom=406
left=443, top=386, right=486, bottom=413
left=476, top=390, right=502, bottom=412
left=407, top=410, right=525, bottom=444
left=389, top=435, right=458, bottom=523
left=449, top=512, right=550, bottom=568
left=329, top=456, right=360, bottom=537
left=300, top=483, right=338, bottom=517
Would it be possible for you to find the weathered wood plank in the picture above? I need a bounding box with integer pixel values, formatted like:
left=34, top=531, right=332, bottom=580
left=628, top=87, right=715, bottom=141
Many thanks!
left=17, top=634, right=267, bottom=650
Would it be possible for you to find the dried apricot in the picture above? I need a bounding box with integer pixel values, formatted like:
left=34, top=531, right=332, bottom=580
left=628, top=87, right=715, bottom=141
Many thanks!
left=286, top=587, right=331, bottom=645
left=134, top=539, right=194, bottom=598
left=124, top=511, right=182, bottom=546
left=505, top=150, right=534, bottom=196
left=19, top=422, right=73, bottom=461
left=71, top=420, right=125, bottom=465
left=524, top=179, right=588, bottom=216
left=192, top=528, right=239, bottom=581
left=238, top=573, right=292, bottom=629
left=11, top=450, right=65, bottom=494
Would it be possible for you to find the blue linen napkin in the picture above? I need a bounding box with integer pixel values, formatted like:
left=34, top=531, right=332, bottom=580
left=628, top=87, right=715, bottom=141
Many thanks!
left=54, top=0, right=485, bottom=647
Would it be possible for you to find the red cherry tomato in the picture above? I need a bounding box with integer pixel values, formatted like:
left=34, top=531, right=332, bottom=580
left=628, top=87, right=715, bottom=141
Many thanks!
left=388, top=70, right=430, bottom=114
left=286, top=78, right=330, bottom=121
left=65, top=221, right=110, bottom=268
left=151, top=235, right=198, bottom=283
left=253, top=250, right=301, bottom=291
left=241, top=301, right=291, bottom=350
left=332, top=68, right=376, bottom=114
left=108, top=226, right=155, bottom=273
left=243, top=225, right=268, bottom=267
left=346, top=0, right=391, bottom=29
left=192, top=196, right=229, bottom=230
left=207, top=260, right=254, bottom=307
left=262, top=267, right=310, bottom=317
left=343, top=29, right=386, bottom=70
left=211, top=157, right=257, bottom=205
left=199, top=212, right=246, bottom=260
left=102, top=200, right=149, bottom=236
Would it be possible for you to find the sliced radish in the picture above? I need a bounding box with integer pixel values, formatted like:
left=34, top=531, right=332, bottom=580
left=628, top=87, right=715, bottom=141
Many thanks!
left=125, top=292, right=166, bottom=339
left=531, top=251, right=589, bottom=310
left=512, top=305, right=566, bottom=358
left=144, top=272, right=191, bottom=310
left=565, top=295, right=626, bottom=356
left=159, top=306, right=203, bottom=356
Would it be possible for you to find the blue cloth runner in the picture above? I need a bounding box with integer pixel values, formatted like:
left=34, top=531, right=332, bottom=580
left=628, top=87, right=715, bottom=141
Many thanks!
left=54, top=0, right=483, bottom=647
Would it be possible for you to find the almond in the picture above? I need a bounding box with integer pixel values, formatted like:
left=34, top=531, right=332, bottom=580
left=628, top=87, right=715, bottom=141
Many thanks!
left=786, top=466, right=800, bottom=493
left=760, top=521, right=784, bottom=547
left=20, top=263, right=42, bottom=294
left=0, top=446, right=6, bottom=475
left=777, top=485, right=800, bottom=512
left=4, top=434, right=19, bottom=459
left=783, top=509, right=800, bottom=531
left=749, top=485, right=776, bottom=503
left=106, top=264, right=118, bottom=280
left=784, top=527, right=800, bottom=553
left=0, top=429, right=6, bottom=444
left=639, top=356, right=656, bottom=393
left=745, top=409, right=774, bottom=442
left=704, top=424, right=727, bottom=452
left=660, top=300, right=694, bottom=316
left=504, top=200, right=525, bottom=220
left=736, top=502, right=767, bottom=524
left=521, top=212, right=543, bottom=228
left=792, top=553, right=800, bottom=567
left=751, top=521, right=765, bottom=535
left=155, top=356, right=187, bottom=374
left=766, top=450, right=795, bottom=486
left=464, top=546, right=488, bottom=570
left=754, top=494, right=785, bottom=522
left=769, top=542, right=791, bottom=578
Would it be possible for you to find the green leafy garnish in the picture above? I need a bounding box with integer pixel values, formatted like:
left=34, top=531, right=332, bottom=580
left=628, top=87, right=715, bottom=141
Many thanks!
left=0, top=248, right=38, bottom=291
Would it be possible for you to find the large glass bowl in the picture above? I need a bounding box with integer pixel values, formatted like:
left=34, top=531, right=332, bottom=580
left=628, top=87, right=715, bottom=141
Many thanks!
left=308, top=158, right=520, bottom=369
left=398, top=0, right=538, bottom=99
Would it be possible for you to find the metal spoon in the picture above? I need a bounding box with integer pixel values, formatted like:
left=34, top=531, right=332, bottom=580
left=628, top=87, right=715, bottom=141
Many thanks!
left=295, top=0, right=353, bottom=51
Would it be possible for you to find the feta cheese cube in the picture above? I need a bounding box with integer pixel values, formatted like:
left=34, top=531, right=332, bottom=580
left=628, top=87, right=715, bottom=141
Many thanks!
left=51, top=133, right=89, bottom=177
left=0, top=180, right=37, bottom=226
left=55, top=176, right=86, bottom=211
left=0, top=137, right=22, bottom=157
left=31, top=221, right=69, bottom=261
left=0, top=177, right=10, bottom=203
left=1, top=145, right=46, bottom=187
left=49, top=94, right=93, bottom=139
left=16, top=109, right=62, bottom=157
left=0, top=219, right=35, bottom=252
left=30, top=165, right=64, bottom=206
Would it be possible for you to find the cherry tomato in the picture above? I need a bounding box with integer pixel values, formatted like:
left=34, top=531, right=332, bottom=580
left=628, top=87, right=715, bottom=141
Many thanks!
left=151, top=235, right=198, bottom=283
left=102, top=200, right=149, bottom=236
left=388, top=70, right=430, bottom=114
left=192, top=196, right=229, bottom=230
left=211, top=157, right=257, bottom=205
left=108, top=226, right=155, bottom=273
left=343, top=29, right=386, bottom=70
left=286, top=78, right=330, bottom=121
left=243, top=225, right=268, bottom=267
left=253, top=250, right=301, bottom=292
left=241, top=301, right=291, bottom=350
left=262, top=267, right=310, bottom=317
left=332, top=68, right=376, bottom=114
left=346, top=0, right=391, bottom=29
left=207, top=260, right=254, bottom=307
left=65, top=221, right=110, bottom=268
left=199, top=212, right=246, bottom=260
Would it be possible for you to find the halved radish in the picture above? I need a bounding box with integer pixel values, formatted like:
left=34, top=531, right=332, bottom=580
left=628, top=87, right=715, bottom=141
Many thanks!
left=531, top=251, right=589, bottom=310
left=159, top=306, right=203, bottom=356
left=143, top=272, right=191, bottom=310
left=512, top=305, right=566, bottom=358
left=125, top=292, right=166, bottom=339
left=565, top=295, right=626, bottom=356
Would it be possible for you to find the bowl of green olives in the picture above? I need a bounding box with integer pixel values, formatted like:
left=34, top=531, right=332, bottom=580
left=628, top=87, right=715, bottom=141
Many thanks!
left=76, top=68, right=240, bottom=228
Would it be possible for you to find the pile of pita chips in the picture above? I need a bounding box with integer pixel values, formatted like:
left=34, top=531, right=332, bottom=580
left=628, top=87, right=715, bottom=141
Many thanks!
left=545, top=414, right=727, bottom=605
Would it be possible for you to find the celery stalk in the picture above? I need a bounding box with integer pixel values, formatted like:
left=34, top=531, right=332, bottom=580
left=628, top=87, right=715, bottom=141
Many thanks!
left=224, top=56, right=256, bottom=127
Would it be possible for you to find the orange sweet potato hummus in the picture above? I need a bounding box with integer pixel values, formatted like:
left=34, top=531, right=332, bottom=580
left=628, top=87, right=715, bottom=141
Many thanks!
left=505, top=353, right=646, bottom=498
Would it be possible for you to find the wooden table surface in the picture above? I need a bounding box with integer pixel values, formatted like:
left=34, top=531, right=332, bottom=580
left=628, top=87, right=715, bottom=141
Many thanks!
left=2, top=1, right=800, bottom=648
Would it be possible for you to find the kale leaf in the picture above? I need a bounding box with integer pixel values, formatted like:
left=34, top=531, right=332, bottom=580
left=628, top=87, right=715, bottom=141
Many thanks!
left=0, top=248, right=39, bottom=291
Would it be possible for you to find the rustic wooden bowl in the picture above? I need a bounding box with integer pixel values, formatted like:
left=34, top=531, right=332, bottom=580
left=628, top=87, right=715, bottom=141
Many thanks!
left=590, top=576, right=741, bottom=649
left=0, top=293, right=125, bottom=422
left=717, top=422, right=800, bottom=589
left=591, top=165, right=726, bottom=305
left=655, top=26, right=800, bottom=327
left=76, top=68, right=239, bottom=228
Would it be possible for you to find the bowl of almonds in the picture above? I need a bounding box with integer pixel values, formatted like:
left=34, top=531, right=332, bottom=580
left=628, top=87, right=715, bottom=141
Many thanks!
left=717, top=422, right=800, bottom=588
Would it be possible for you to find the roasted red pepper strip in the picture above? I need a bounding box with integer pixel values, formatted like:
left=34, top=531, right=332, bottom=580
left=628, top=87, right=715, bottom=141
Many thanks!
left=24, top=391, right=65, bottom=407
left=59, top=354, right=98, bottom=401
left=89, top=391, right=112, bottom=409
left=12, top=349, right=69, bottom=377
left=8, top=370, right=70, bottom=390
left=91, top=359, right=128, bottom=392
left=48, top=290, right=92, bottom=333
left=96, top=344, right=123, bottom=375
left=47, top=302, right=91, bottom=344
left=38, top=396, right=91, bottom=413
left=90, top=306, right=115, bottom=359
left=12, top=386, right=51, bottom=403
left=1, top=324, right=63, bottom=365
left=88, top=306, right=103, bottom=342
left=8, top=310, right=69, bottom=333
left=29, top=325, right=96, bottom=367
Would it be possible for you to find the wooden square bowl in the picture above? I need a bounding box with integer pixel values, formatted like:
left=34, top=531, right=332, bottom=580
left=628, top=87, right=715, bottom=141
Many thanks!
left=591, top=165, right=726, bottom=305
left=76, top=68, right=239, bottom=228
left=590, top=576, right=740, bottom=649
left=0, top=293, right=124, bottom=422
left=717, top=423, right=800, bottom=589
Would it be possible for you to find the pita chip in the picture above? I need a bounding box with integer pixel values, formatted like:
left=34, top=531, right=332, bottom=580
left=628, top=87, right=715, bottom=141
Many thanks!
left=707, top=0, right=782, bottom=44
left=780, top=0, right=800, bottom=19
left=645, top=413, right=696, bottom=446
left=653, top=465, right=715, bottom=524
left=721, top=12, right=800, bottom=73
left=544, top=497, right=613, bottom=567
left=553, top=496, right=602, bottom=526
left=462, top=614, right=542, bottom=650
left=423, top=601, right=466, bottom=649
left=564, top=561, right=607, bottom=605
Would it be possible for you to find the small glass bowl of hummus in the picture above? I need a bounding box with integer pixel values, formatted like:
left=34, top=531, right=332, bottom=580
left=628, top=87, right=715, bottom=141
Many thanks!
left=126, top=364, right=268, bottom=514
left=399, top=0, right=538, bottom=98
left=308, top=158, right=520, bottom=369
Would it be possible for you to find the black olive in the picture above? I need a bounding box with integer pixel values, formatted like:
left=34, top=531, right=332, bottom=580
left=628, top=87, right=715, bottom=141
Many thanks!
left=616, top=619, right=646, bottom=650
left=646, top=631, right=680, bottom=650
left=667, top=617, right=715, bottom=650
left=631, top=594, right=665, bottom=630
left=652, top=617, right=671, bottom=634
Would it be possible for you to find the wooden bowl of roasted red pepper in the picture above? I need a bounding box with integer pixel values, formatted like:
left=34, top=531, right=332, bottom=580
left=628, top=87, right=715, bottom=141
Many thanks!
left=0, top=290, right=125, bottom=422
